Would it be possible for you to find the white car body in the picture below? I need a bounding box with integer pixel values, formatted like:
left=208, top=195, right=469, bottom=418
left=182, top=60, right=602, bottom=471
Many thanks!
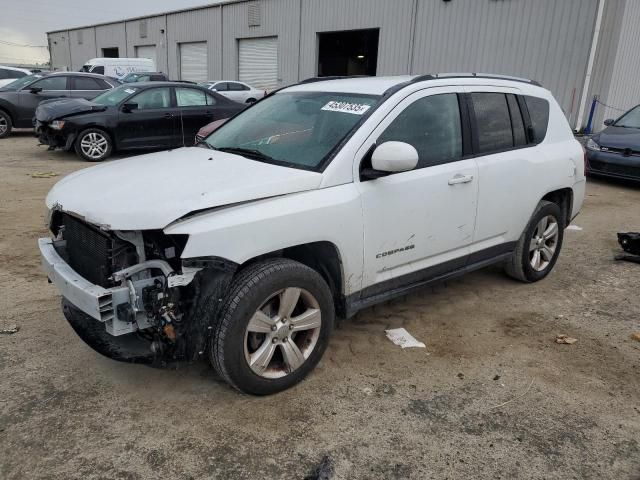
left=201, top=80, right=266, bottom=103
left=0, top=66, right=31, bottom=88
left=39, top=74, right=585, bottom=381
left=82, top=58, right=155, bottom=80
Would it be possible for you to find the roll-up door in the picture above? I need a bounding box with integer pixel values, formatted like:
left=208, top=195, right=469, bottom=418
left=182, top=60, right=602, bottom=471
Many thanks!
left=238, top=37, right=278, bottom=91
left=135, top=45, right=157, bottom=68
left=179, top=42, right=207, bottom=83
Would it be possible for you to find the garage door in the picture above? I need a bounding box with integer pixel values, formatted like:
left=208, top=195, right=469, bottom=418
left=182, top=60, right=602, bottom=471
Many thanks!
left=135, top=45, right=157, bottom=68
left=238, top=37, right=278, bottom=91
left=179, top=42, right=208, bottom=83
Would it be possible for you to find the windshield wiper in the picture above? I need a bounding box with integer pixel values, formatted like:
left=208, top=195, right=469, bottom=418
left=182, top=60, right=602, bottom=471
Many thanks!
left=215, top=147, right=275, bottom=162
left=196, top=140, right=215, bottom=149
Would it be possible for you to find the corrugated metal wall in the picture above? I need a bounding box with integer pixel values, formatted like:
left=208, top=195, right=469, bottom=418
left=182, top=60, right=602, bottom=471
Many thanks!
left=411, top=0, right=599, bottom=122
left=221, top=0, right=300, bottom=87
left=48, top=31, right=71, bottom=71
left=125, top=15, right=168, bottom=74
left=597, top=0, right=640, bottom=127
left=68, top=28, right=97, bottom=70
left=95, top=23, right=127, bottom=60
left=166, top=7, right=222, bottom=80
left=299, top=0, right=416, bottom=78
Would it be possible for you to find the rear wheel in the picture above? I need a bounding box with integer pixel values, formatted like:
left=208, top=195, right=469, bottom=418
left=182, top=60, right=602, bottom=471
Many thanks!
left=505, top=200, right=564, bottom=282
left=209, top=259, right=334, bottom=395
left=0, top=110, right=12, bottom=139
left=75, top=128, right=113, bottom=162
left=246, top=98, right=257, bottom=104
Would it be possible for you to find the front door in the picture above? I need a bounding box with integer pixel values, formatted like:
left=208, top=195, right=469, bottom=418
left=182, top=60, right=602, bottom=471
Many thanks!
left=116, top=86, right=177, bottom=149
left=356, top=89, right=478, bottom=296
left=17, top=75, right=70, bottom=126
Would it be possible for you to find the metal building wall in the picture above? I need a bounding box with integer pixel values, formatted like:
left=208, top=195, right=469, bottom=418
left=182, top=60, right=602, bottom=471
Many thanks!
left=221, top=0, right=301, bottom=87
left=411, top=0, right=599, bottom=122
left=597, top=0, right=640, bottom=127
left=298, top=0, right=416, bottom=78
left=48, top=31, right=72, bottom=71
left=165, top=7, right=222, bottom=80
left=125, top=15, right=168, bottom=74
left=68, top=28, right=97, bottom=70
left=95, top=23, right=127, bottom=60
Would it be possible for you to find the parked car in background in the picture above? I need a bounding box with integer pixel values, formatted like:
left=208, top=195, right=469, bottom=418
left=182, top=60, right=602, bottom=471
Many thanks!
left=195, top=118, right=228, bottom=143
left=200, top=80, right=266, bottom=103
left=35, top=82, right=245, bottom=161
left=0, top=66, right=32, bottom=89
left=39, top=74, right=585, bottom=395
left=81, top=58, right=155, bottom=81
left=0, top=72, right=119, bottom=138
left=586, top=104, right=640, bottom=181
left=122, top=72, right=169, bottom=83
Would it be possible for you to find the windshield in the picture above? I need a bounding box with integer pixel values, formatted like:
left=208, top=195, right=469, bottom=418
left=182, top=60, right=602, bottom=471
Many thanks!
left=92, top=85, right=139, bottom=106
left=615, top=106, right=640, bottom=129
left=122, top=73, right=146, bottom=83
left=81, top=65, right=92, bottom=72
left=204, top=91, right=380, bottom=170
left=2, top=74, right=43, bottom=91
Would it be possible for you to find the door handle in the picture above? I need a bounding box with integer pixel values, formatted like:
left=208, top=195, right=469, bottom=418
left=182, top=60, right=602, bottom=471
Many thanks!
left=164, top=113, right=174, bottom=118
left=448, top=174, right=474, bottom=185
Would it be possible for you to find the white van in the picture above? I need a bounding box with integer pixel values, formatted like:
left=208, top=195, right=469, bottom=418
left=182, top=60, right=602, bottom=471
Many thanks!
left=81, top=58, right=155, bottom=80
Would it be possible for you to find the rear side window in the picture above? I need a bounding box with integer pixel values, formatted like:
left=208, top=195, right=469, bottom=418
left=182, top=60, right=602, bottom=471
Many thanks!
left=524, top=96, right=550, bottom=143
left=176, top=88, right=207, bottom=107
left=471, top=93, right=513, bottom=153
left=378, top=93, right=462, bottom=169
left=507, top=94, right=527, bottom=146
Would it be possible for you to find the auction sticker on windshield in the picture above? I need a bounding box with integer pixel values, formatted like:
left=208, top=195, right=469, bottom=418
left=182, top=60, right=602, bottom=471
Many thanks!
left=321, top=101, right=371, bottom=115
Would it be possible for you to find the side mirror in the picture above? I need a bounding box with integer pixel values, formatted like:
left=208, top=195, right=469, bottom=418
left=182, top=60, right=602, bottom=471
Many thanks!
left=603, top=118, right=615, bottom=127
left=371, top=141, right=419, bottom=173
left=122, top=102, right=138, bottom=113
left=29, top=87, right=43, bottom=94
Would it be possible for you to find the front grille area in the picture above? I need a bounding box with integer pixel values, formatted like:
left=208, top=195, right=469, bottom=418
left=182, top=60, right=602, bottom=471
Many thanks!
left=60, top=214, right=115, bottom=287
left=589, top=160, right=640, bottom=179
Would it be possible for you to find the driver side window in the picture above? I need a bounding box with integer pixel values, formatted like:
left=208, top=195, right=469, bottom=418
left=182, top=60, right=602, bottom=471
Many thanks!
left=29, top=76, right=68, bottom=91
left=378, top=93, right=462, bottom=169
left=130, top=88, right=171, bottom=110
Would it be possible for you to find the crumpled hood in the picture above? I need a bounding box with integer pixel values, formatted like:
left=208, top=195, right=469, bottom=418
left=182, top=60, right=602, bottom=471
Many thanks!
left=35, top=98, right=107, bottom=122
left=46, top=147, right=323, bottom=230
left=594, top=126, right=640, bottom=150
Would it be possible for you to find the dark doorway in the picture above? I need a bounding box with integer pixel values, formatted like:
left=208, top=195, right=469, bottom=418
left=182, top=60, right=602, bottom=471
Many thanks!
left=317, top=29, right=379, bottom=77
left=102, top=47, right=119, bottom=58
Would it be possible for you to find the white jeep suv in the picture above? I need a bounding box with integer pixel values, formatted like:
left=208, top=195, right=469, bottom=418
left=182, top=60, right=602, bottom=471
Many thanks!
left=39, top=74, right=585, bottom=395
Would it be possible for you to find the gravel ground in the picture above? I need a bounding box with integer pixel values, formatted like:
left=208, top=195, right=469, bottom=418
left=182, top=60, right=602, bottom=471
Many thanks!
left=1, top=132, right=639, bottom=480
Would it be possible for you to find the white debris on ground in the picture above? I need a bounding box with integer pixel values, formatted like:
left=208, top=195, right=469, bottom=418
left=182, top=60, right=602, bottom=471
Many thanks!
left=566, top=225, right=583, bottom=231
left=385, top=328, right=426, bottom=349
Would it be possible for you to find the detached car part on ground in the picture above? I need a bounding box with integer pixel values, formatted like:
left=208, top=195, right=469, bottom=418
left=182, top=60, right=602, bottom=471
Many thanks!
left=35, top=82, right=244, bottom=161
left=0, top=72, right=119, bottom=139
left=585, top=104, right=640, bottom=181
left=39, top=74, right=586, bottom=395
left=616, top=232, right=640, bottom=264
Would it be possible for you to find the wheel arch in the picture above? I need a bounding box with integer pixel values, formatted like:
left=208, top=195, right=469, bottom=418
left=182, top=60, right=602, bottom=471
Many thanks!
left=541, top=187, right=573, bottom=227
left=0, top=103, right=15, bottom=123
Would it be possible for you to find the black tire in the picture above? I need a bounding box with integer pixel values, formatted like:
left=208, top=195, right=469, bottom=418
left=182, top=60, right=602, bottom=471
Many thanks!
left=0, top=110, right=12, bottom=139
left=209, top=259, right=334, bottom=395
left=505, top=200, right=565, bottom=283
left=246, top=98, right=257, bottom=104
left=74, top=128, right=113, bottom=162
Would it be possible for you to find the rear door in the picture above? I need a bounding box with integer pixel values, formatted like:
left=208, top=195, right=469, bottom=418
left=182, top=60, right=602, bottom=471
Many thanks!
left=175, top=87, right=238, bottom=146
left=69, top=76, right=110, bottom=100
left=116, top=86, right=177, bottom=149
left=17, top=75, right=70, bottom=126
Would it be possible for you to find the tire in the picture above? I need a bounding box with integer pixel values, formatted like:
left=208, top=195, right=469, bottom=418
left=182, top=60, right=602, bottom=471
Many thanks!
left=505, top=200, right=565, bottom=283
left=246, top=98, right=257, bottom=104
left=0, top=110, right=12, bottom=139
left=209, top=258, right=334, bottom=395
left=75, top=128, right=113, bottom=162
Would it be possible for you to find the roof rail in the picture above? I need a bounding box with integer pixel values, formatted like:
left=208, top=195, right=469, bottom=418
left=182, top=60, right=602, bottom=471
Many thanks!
left=410, top=73, right=542, bottom=87
left=299, top=75, right=371, bottom=84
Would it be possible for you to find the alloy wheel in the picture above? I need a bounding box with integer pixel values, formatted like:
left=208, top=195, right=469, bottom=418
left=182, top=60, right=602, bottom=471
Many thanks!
left=0, top=116, right=7, bottom=136
left=80, top=132, right=108, bottom=159
left=243, top=287, right=322, bottom=379
left=529, top=215, right=559, bottom=271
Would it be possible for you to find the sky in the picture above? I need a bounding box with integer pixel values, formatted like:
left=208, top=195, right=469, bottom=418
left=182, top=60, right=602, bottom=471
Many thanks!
left=0, top=0, right=221, bottom=65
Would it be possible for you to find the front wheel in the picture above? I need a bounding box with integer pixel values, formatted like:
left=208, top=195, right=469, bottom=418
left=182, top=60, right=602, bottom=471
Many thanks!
left=245, top=98, right=257, bottom=104
left=505, top=200, right=564, bottom=282
left=209, top=259, right=334, bottom=395
left=75, top=128, right=113, bottom=162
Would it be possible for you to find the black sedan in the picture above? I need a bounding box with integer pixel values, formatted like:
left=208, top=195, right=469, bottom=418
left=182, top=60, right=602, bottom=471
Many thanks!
left=586, top=104, right=640, bottom=181
left=0, top=72, right=119, bottom=138
left=35, top=82, right=245, bottom=161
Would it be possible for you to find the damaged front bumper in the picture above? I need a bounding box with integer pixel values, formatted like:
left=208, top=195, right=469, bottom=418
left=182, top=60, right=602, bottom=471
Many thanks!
left=35, top=123, right=76, bottom=150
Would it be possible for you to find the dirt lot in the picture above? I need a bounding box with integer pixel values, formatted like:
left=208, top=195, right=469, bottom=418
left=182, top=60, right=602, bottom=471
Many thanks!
left=1, top=132, right=639, bottom=480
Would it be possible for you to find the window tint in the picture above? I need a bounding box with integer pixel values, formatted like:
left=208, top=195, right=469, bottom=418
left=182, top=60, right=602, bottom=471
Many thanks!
left=507, top=94, right=526, bottom=146
left=0, top=69, right=7, bottom=80
left=91, top=66, right=105, bottom=75
left=130, top=87, right=171, bottom=109
left=74, top=77, right=104, bottom=90
left=9, top=70, right=27, bottom=79
left=30, top=76, right=68, bottom=90
left=524, top=96, right=550, bottom=143
left=472, top=93, right=513, bottom=153
left=378, top=93, right=462, bottom=168
left=229, top=82, right=244, bottom=91
left=214, top=82, right=228, bottom=91
left=176, top=88, right=207, bottom=107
